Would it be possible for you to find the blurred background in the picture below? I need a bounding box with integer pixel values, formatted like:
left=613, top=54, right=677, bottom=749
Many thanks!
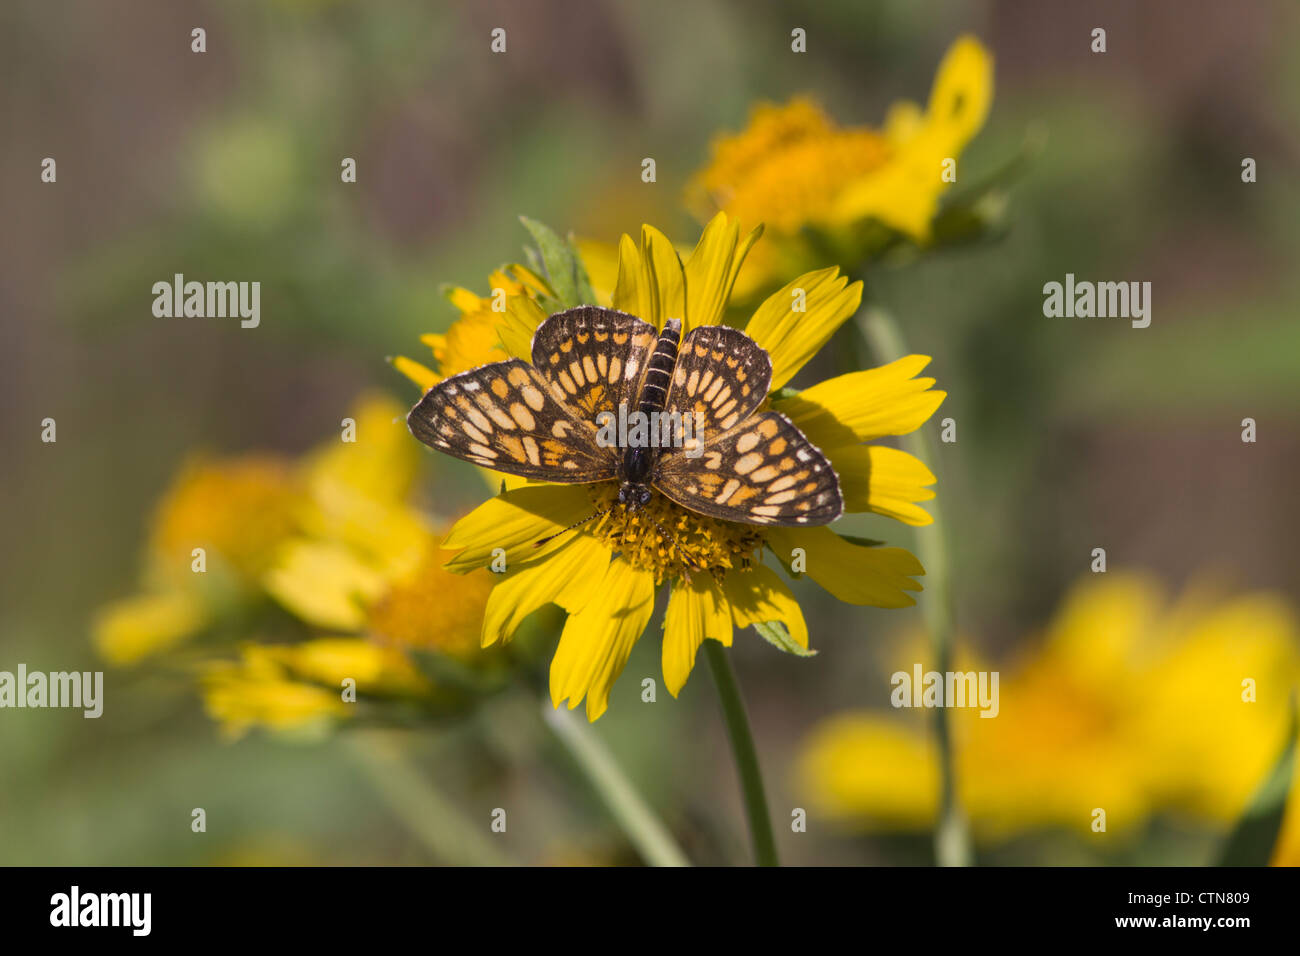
left=2, top=0, right=1298, bottom=865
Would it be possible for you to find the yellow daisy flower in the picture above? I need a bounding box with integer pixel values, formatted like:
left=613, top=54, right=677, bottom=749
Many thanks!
left=94, top=393, right=498, bottom=737
left=200, top=638, right=429, bottom=740
left=391, top=264, right=553, bottom=391
left=799, top=572, right=1300, bottom=847
left=687, top=35, right=994, bottom=296
left=412, top=213, right=944, bottom=720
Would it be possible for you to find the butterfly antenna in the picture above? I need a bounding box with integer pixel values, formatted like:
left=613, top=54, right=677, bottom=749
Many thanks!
left=533, top=507, right=612, bottom=548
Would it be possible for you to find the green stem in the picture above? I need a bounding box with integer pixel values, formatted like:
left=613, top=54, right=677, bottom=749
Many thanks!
left=544, top=702, right=691, bottom=867
left=857, top=305, right=974, bottom=868
left=704, top=640, right=779, bottom=866
left=345, top=730, right=517, bottom=866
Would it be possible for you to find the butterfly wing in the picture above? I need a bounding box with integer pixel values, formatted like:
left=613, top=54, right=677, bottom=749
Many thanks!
left=407, top=359, right=618, bottom=481
left=661, top=324, right=771, bottom=443
left=531, top=306, right=658, bottom=420
left=653, top=410, right=844, bottom=525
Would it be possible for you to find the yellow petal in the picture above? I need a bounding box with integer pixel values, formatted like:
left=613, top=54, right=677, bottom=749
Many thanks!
left=264, top=539, right=387, bottom=630
left=549, top=556, right=656, bottom=720
left=92, top=590, right=209, bottom=665
left=722, top=563, right=809, bottom=649
left=441, top=484, right=594, bottom=573
left=572, top=237, right=618, bottom=307
left=682, top=212, right=763, bottom=331
left=481, top=534, right=611, bottom=647
left=745, top=267, right=863, bottom=389
left=775, top=355, right=945, bottom=447
left=390, top=355, right=440, bottom=392
left=498, top=296, right=547, bottom=361
left=611, top=232, right=644, bottom=316
left=640, top=224, right=685, bottom=328
left=767, top=526, right=923, bottom=608
left=446, top=286, right=484, bottom=314
left=834, top=36, right=992, bottom=239
left=925, top=35, right=994, bottom=154
left=829, top=444, right=937, bottom=525
left=662, top=575, right=732, bottom=696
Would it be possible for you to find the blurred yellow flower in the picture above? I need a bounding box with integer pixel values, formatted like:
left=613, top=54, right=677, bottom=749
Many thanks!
left=799, top=572, right=1300, bottom=851
left=410, top=213, right=942, bottom=720
left=93, top=392, right=498, bottom=736
left=687, top=35, right=993, bottom=296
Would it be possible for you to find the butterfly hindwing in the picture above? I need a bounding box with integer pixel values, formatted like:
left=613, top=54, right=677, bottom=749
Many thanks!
left=661, top=324, right=771, bottom=446
left=653, top=411, right=843, bottom=525
left=407, top=359, right=618, bottom=481
left=530, top=306, right=658, bottom=420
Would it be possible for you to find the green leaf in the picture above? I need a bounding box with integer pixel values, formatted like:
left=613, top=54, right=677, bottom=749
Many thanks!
left=769, top=386, right=801, bottom=402
left=752, top=620, right=817, bottom=657
left=1216, top=695, right=1298, bottom=866
left=568, top=233, right=598, bottom=305
left=519, top=216, right=594, bottom=310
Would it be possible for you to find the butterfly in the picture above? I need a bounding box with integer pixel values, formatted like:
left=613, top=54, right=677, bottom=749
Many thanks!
left=406, top=306, right=843, bottom=526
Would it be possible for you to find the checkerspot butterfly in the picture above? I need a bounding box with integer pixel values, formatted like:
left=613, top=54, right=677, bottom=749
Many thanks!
left=406, top=306, right=843, bottom=526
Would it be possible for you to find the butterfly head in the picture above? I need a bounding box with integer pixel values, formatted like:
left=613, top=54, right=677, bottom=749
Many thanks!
left=617, top=480, right=653, bottom=512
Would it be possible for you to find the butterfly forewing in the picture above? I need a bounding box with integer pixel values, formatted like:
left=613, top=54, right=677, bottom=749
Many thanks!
left=530, top=306, right=657, bottom=419
left=653, top=411, right=843, bottom=525
left=661, top=324, right=771, bottom=445
left=407, top=359, right=618, bottom=482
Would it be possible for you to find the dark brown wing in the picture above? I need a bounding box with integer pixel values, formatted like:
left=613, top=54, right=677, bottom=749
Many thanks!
left=660, top=324, right=771, bottom=445
left=530, top=306, right=658, bottom=421
left=407, top=359, right=618, bottom=481
left=653, top=411, right=843, bottom=525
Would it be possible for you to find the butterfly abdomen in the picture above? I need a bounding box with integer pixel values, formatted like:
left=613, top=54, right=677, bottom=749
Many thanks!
left=637, top=318, right=682, bottom=417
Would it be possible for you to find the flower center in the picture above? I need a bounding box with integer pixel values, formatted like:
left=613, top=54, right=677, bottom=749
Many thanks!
left=583, top=484, right=764, bottom=584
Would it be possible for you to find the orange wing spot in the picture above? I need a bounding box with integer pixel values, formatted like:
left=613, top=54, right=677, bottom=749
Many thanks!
left=550, top=351, right=561, bottom=365
left=499, top=434, right=526, bottom=462
left=613, top=332, right=629, bottom=345
left=768, top=437, right=787, bottom=456
left=711, top=349, right=724, bottom=362
left=577, top=332, right=590, bottom=344
left=730, top=485, right=759, bottom=505
left=560, top=338, right=574, bottom=353
left=756, top=417, right=780, bottom=439
left=594, top=330, right=609, bottom=342
left=490, top=377, right=509, bottom=399
left=695, top=344, right=708, bottom=357
left=578, top=384, right=607, bottom=414
left=726, top=356, right=738, bottom=368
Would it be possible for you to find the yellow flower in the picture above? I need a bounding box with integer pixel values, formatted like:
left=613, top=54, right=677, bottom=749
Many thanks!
left=92, top=456, right=301, bottom=663
left=200, top=638, right=428, bottom=739
left=95, top=394, right=496, bottom=690
left=425, top=213, right=943, bottom=720
left=799, top=572, right=1300, bottom=848
left=687, top=36, right=993, bottom=296
left=391, top=265, right=552, bottom=391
